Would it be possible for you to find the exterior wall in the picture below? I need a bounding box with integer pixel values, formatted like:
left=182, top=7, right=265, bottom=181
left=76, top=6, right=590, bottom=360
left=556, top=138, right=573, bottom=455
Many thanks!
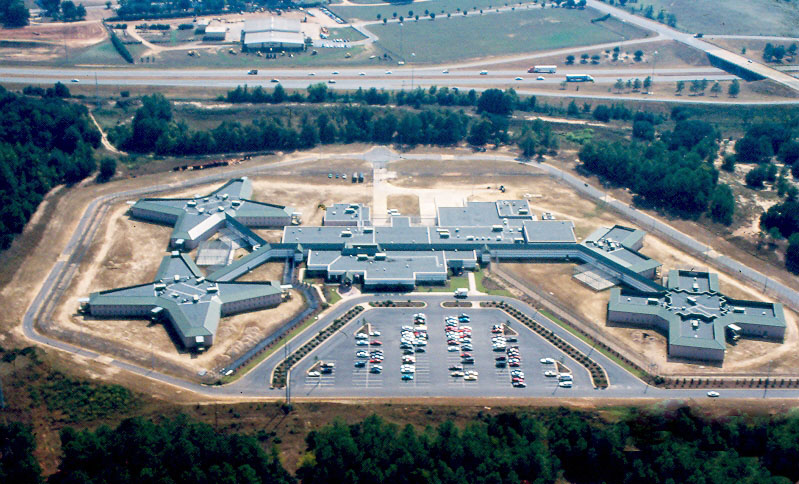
left=244, top=42, right=304, bottom=51
left=607, top=309, right=669, bottom=332
left=90, top=303, right=154, bottom=318
left=323, top=219, right=359, bottom=227
left=736, top=322, right=785, bottom=340
left=669, top=343, right=724, bottom=362
left=131, top=207, right=179, bottom=225
left=638, top=267, right=657, bottom=279
left=237, top=215, right=291, bottom=227
left=220, top=292, right=282, bottom=315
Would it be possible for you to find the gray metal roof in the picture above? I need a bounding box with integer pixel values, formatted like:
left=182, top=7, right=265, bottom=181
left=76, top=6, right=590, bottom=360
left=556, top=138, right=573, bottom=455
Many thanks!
left=243, top=16, right=301, bottom=34
left=323, top=203, right=371, bottom=225
left=522, top=220, right=576, bottom=243
left=243, top=31, right=305, bottom=47
left=437, top=201, right=532, bottom=227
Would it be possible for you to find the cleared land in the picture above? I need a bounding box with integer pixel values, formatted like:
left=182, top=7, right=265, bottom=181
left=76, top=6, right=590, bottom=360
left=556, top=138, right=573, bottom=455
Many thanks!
left=384, top=157, right=799, bottom=376
left=622, top=0, right=799, bottom=37
left=368, top=8, right=649, bottom=63
left=386, top=194, right=420, bottom=216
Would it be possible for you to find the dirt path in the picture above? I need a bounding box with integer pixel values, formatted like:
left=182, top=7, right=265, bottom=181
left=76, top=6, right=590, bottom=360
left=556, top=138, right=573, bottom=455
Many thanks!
left=88, top=111, right=126, bottom=156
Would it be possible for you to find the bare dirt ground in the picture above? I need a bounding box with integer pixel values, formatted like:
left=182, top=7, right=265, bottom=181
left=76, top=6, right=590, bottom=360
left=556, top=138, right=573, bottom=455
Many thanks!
left=0, top=20, right=106, bottom=45
left=386, top=194, right=420, bottom=216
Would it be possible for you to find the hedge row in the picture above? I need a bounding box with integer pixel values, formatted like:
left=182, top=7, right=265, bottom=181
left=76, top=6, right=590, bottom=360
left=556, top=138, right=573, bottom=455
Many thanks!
left=368, top=300, right=425, bottom=308
left=271, top=305, right=364, bottom=388
left=483, top=301, right=609, bottom=388
left=109, top=30, right=134, bottom=63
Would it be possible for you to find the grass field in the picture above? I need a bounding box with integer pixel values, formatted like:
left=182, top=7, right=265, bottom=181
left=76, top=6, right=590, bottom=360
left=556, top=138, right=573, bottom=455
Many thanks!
left=329, top=0, right=513, bottom=22
left=328, top=27, right=368, bottom=42
left=151, top=44, right=375, bottom=68
left=624, top=0, right=799, bottom=36
left=369, top=8, right=648, bottom=63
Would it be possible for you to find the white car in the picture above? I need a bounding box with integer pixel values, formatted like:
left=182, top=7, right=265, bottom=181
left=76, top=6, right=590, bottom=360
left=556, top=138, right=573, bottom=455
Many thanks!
left=558, top=381, right=573, bottom=388
left=308, top=72, right=316, bottom=76
left=359, top=72, right=366, bottom=76
left=307, top=371, right=321, bottom=377
left=464, top=374, right=478, bottom=381
left=356, top=340, right=368, bottom=346
left=544, top=370, right=557, bottom=377
left=385, top=70, right=392, bottom=74
left=540, top=358, right=555, bottom=364
left=70, top=79, right=79, bottom=83
left=451, top=371, right=464, bottom=377
left=332, top=71, right=340, bottom=75
left=369, top=330, right=381, bottom=336
left=270, top=78, right=279, bottom=83
left=356, top=333, right=368, bottom=339
left=707, top=391, right=720, bottom=398
left=480, top=70, right=488, bottom=75
left=536, top=76, right=545, bottom=80
left=442, top=69, right=449, bottom=74
left=447, top=346, right=460, bottom=352
left=515, top=76, right=523, bottom=81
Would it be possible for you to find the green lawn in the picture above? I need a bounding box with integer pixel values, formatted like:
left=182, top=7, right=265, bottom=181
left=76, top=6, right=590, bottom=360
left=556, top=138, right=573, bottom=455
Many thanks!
left=330, top=0, right=524, bottom=22
left=423, top=275, right=470, bottom=292
left=474, top=270, right=513, bottom=297
left=623, top=0, right=799, bottom=36
left=328, top=27, right=368, bottom=42
left=368, top=8, right=648, bottom=63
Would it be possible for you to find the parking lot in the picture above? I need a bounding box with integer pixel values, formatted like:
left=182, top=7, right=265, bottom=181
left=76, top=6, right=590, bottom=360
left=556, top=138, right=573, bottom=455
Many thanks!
left=291, top=306, right=593, bottom=397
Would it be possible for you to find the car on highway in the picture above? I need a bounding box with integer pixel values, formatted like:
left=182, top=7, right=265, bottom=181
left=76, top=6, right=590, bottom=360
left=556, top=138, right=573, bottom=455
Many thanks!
left=707, top=391, right=720, bottom=398
left=71, top=79, right=80, bottom=83
left=308, top=72, right=316, bottom=76
left=515, top=77, right=523, bottom=81
left=328, top=79, right=336, bottom=84
left=270, top=78, right=279, bottom=83
left=328, top=173, right=332, bottom=178
left=442, top=69, right=449, bottom=74
left=332, top=71, right=339, bottom=75
left=247, top=69, right=258, bottom=75
left=385, top=70, right=392, bottom=74
left=480, top=70, right=488, bottom=75
left=537, top=76, right=545, bottom=80
left=359, top=72, right=366, bottom=76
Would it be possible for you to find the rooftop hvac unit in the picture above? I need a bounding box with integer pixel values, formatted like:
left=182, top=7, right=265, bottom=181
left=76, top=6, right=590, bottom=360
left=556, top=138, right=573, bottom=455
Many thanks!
left=174, top=275, right=181, bottom=282
left=341, top=230, right=353, bottom=237
left=187, top=200, right=197, bottom=207
left=192, top=295, right=200, bottom=303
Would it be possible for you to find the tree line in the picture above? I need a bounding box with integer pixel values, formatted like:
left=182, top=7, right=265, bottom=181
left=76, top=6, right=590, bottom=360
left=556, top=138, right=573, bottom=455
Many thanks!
left=6, top=406, right=799, bottom=483
left=0, top=85, right=101, bottom=250
left=0, top=0, right=28, bottom=26
left=579, top=110, right=732, bottom=222
left=109, top=92, right=558, bottom=156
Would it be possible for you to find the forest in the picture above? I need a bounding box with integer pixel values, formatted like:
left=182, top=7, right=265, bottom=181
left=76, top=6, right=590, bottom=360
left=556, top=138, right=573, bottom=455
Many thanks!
left=0, top=85, right=100, bottom=250
left=108, top=92, right=559, bottom=157
left=578, top=112, right=727, bottom=220
left=4, top=407, right=799, bottom=484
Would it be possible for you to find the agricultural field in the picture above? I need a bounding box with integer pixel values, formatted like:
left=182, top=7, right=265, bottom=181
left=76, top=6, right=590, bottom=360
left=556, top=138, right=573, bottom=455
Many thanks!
left=624, top=0, right=799, bottom=36
left=368, top=7, right=649, bottom=63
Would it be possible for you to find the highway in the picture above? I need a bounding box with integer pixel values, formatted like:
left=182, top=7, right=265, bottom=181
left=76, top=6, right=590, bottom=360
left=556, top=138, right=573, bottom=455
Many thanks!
left=19, top=147, right=799, bottom=400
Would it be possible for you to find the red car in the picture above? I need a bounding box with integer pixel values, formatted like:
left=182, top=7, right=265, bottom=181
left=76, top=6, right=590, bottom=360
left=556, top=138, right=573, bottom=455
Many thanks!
left=460, top=352, right=472, bottom=358
left=509, top=362, right=521, bottom=367
left=370, top=340, right=382, bottom=346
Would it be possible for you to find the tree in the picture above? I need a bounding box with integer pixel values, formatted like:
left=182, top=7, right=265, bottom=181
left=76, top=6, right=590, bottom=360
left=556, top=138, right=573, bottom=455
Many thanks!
left=710, top=81, right=721, bottom=97
left=1, top=0, right=29, bottom=26
left=632, top=119, right=654, bottom=141
left=721, top=154, right=736, bottom=172
left=633, top=78, right=642, bottom=91
left=566, top=54, right=575, bottom=65
left=98, top=157, right=117, bottom=182
left=745, top=165, right=768, bottom=188
left=643, top=76, right=652, bottom=90
left=593, top=105, right=611, bottom=122
left=0, top=423, right=43, bottom=484
left=476, top=88, right=515, bottom=116
left=676, top=80, right=685, bottom=94
left=76, top=3, right=86, bottom=19
left=614, top=78, right=624, bottom=92
left=777, top=139, right=799, bottom=166
left=634, top=49, right=643, bottom=61
left=787, top=234, right=799, bottom=273
left=518, top=133, right=537, bottom=158
left=468, top=119, right=492, bottom=146
left=567, top=100, right=579, bottom=116
left=61, top=0, right=77, bottom=20
left=709, top=184, right=734, bottom=225
left=728, top=79, right=740, bottom=97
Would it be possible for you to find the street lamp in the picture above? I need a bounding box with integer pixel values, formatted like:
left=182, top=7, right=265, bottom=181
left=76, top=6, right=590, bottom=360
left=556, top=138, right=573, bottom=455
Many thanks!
left=650, top=50, right=658, bottom=93
left=411, top=52, right=415, bottom=89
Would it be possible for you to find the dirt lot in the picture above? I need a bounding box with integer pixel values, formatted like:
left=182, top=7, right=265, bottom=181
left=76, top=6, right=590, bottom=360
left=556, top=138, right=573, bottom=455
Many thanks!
left=386, top=194, right=420, bottom=216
